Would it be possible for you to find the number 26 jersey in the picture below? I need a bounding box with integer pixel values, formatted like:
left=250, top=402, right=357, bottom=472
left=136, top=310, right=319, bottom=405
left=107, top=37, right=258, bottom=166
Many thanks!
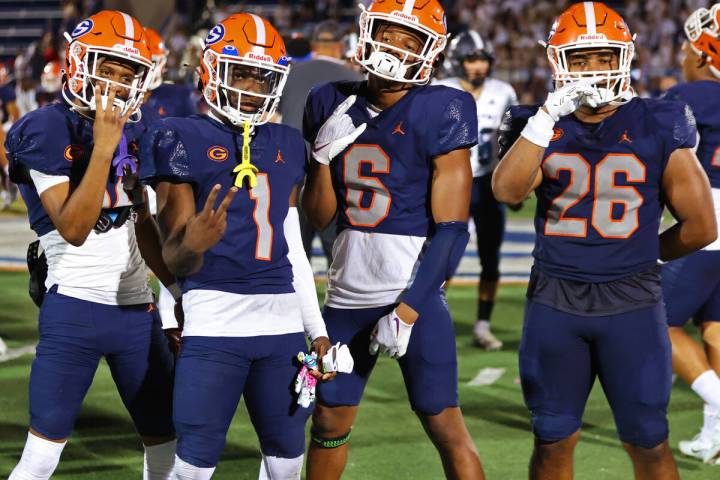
left=304, top=81, right=478, bottom=308
left=499, top=97, right=697, bottom=283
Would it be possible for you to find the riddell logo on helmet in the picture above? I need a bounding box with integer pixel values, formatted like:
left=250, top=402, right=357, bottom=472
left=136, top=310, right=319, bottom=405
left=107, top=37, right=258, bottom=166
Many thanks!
left=113, top=44, right=140, bottom=55
left=578, top=34, right=607, bottom=41
left=246, top=52, right=273, bottom=63
left=391, top=11, right=419, bottom=23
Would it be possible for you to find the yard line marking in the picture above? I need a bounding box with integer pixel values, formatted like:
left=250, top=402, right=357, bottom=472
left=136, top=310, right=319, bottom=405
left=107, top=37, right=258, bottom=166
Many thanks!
left=467, top=367, right=506, bottom=386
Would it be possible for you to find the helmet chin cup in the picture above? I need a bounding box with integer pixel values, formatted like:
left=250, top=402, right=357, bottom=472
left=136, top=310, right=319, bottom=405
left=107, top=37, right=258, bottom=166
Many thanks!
left=368, top=51, right=407, bottom=79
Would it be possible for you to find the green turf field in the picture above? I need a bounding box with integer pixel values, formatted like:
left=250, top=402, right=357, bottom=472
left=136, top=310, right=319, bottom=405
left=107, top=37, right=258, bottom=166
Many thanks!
left=0, top=271, right=715, bottom=479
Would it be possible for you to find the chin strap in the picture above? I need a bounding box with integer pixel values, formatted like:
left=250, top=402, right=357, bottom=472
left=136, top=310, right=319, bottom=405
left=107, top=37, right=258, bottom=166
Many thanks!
left=232, top=120, right=259, bottom=189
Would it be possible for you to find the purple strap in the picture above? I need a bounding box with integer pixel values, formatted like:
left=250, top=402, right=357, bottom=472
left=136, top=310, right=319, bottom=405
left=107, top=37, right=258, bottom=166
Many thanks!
left=112, top=133, right=138, bottom=178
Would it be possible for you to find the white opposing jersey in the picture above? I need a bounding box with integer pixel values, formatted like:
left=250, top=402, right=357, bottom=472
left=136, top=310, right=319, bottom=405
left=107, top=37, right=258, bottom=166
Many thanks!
left=434, top=77, right=517, bottom=177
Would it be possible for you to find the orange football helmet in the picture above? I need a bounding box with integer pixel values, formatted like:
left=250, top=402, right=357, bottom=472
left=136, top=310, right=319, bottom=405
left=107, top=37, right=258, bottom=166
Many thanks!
left=41, top=61, right=62, bottom=93
left=198, top=13, right=289, bottom=127
left=545, top=2, right=635, bottom=105
left=145, top=27, right=169, bottom=90
left=355, top=0, right=447, bottom=84
left=62, top=10, right=153, bottom=121
left=684, top=4, right=720, bottom=78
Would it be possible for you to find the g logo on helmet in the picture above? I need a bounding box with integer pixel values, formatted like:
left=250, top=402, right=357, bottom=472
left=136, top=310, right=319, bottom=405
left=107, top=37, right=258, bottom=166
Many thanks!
left=70, top=19, right=93, bottom=39
left=207, top=146, right=229, bottom=162
left=206, top=24, right=225, bottom=46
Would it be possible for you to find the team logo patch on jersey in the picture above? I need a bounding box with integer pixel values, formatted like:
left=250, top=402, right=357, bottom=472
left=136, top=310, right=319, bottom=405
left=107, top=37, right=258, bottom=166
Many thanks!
left=64, top=144, right=84, bottom=161
left=207, top=146, right=229, bottom=162
left=275, top=149, right=285, bottom=163
left=619, top=130, right=633, bottom=144
left=70, top=19, right=93, bottom=39
left=392, top=121, right=406, bottom=136
left=551, top=128, right=563, bottom=141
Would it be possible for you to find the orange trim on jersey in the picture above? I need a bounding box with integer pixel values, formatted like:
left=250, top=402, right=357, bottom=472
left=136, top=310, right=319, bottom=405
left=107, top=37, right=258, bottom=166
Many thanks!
left=712, top=145, right=720, bottom=167
left=591, top=153, right=646, bottom=239
left=343, top=144, right=391, bottom=228
left=542, top=153, right=590, bottom=238
left=250, top=173, right=273, bottom=261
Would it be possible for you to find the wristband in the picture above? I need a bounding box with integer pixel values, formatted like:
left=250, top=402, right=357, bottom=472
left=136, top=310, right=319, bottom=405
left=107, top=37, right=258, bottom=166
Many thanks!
left=520, top=108, right=556, bottom=148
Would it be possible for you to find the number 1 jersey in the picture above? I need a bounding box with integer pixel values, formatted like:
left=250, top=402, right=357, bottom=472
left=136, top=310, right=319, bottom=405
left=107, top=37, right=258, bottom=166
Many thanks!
left=304, top=81, right=478, bottom=308
left=499, top=97, right=697, bottom=283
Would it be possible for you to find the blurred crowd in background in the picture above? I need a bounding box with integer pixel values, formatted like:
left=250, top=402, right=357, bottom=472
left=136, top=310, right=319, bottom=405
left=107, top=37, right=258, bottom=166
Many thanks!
left=0, top=0, right=707, bottom=127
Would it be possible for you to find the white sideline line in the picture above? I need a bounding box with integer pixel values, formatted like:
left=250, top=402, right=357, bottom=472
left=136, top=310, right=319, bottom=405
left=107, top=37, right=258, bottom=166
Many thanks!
left=0, top=344, right=36, bottom=363
left=467, top=367, right=506, bottom=386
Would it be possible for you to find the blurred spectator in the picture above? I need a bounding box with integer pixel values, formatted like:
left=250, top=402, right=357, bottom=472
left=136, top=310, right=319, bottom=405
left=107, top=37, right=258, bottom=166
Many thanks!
left=279, top=20, right=363, bottom=266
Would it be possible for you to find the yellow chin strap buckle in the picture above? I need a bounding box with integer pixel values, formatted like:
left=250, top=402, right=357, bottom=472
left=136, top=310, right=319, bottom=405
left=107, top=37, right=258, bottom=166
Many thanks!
left=233, top=120, right=258, bottom=189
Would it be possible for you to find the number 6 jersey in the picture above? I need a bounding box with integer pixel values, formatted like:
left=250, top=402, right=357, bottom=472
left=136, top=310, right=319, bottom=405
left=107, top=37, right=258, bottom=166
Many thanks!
left=304, top=81, right=478, bottom=308
left=499, top=97, right=698, bottom=283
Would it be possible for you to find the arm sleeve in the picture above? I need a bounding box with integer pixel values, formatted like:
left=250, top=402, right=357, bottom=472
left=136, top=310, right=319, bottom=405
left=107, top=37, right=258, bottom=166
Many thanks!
left=428, top=91, right=479, bottom=158
left=284, top=207, right=328, bottom=341
left=401, top=222, right=470, bottom=313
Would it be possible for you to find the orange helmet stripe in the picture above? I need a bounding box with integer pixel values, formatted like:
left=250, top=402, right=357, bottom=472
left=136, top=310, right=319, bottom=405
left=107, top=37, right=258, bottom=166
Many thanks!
left=249, top=13, right=266, bottom=55
left=402, top=0, right=416, bottom=16
left=583, top=2, right=597, bottom=35
left=119, top=12, right=135, bottom=49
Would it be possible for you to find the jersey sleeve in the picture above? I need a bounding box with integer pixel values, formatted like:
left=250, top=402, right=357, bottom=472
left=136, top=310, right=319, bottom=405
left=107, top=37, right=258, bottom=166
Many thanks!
left=5, top=108, right=73, bottom=184
left=140, top=119, right=195, bottom=186
left=497, top=105, right=538, bottom=159
left=428, top=90, right=478, bottom=158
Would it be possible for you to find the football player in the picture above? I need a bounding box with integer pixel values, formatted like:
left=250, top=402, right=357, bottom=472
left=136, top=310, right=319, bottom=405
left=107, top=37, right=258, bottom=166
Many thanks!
left=5, top=11, right=177, bottom=480
left=492, top=2, right=717, bottom=479
left=435, top=30, right=518, bottom=350
left=302, top=1, right=485, bottom=478
left=142, top=14, right=334, bottom=480
left=661, top=3, right=720, bottom=465
left=143, top=27, right=198, bottom=120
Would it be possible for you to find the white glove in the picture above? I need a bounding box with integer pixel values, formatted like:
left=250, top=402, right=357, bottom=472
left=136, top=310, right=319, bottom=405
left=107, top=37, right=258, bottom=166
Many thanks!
left=322, top=342, right=355, bottom=373
left=369, top=309, right=414, bottom=359
left=521, top=81, right=601, bottom=148
left=312, top=95, right=367, bottom=165
left=543, top=81, right=600, bottom=121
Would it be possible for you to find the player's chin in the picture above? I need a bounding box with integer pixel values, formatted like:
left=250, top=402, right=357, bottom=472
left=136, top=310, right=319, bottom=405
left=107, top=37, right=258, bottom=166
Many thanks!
left=239, top=102, right=262, bottom=113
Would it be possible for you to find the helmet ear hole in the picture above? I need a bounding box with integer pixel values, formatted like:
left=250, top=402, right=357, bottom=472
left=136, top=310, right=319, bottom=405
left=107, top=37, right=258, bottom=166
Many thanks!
left=433, top=52, right=444, bottom=69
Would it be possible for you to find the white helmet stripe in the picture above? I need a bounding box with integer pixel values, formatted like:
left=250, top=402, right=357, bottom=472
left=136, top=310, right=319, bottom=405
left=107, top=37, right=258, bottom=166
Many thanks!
left=249, top=13, right=266, bottom=55
left=584, top=2, right=597, bottom=35
left=468, top=30, right=485, bottom=50
left=120, top=12, right=134, bottom=49
left=402, top=0, right=417, bottom=16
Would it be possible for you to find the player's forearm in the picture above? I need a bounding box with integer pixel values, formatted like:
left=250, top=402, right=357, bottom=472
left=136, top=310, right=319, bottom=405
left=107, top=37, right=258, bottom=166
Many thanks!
left=53, top=146, right=115, bottom=246
left=162, top=226, right=204, bottom=277
left=135, top=210, right=176, bottom=287
left=301, top=163, right=337, bottom=230
left=659, top=217, right=718, bottom=261
left=492, top=138, right=544, bottom=204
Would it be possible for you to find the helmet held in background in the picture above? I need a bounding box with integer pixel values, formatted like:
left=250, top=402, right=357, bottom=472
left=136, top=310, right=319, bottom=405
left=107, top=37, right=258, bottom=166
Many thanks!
left=62, top=10, right=153, bottom=121
left=144, top=27, right=170, bottom=90
left=545, top=1, right=635, bottom=106
left=198, top=13, right=290, bottom=127
left=684, top=4, right=720, bottom=79
left=355, top=0, right=447, bottom=84
left=41, top=61, right=62, bottom=93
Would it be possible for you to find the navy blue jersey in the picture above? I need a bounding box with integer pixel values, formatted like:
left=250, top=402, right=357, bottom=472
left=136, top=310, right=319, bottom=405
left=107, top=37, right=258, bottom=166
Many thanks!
left=0, top=84, right=16, bottom=123
left=141, top=115, right=306, bottom=295
left=664, top=81, right=720, bottom=188
left=5, top=102, right=148, bottom=237
left=499, top=98, right=697, bottom=282
left=142, top=83, right=198, bottom=121
left=304, top=81, right=478, bottom=237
